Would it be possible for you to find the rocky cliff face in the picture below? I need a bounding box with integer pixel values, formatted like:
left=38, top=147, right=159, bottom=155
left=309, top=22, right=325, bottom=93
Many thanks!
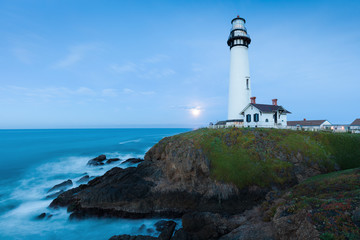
left=51, top=135, right=268, bottom=218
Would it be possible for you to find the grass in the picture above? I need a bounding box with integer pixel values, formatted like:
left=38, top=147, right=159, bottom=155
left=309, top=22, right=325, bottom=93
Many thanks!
left=173, top=128, right=360, bottom=188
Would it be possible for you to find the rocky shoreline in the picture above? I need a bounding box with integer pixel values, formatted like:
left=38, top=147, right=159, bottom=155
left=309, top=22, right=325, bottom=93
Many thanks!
left=46, top=128, right=360, bottom=239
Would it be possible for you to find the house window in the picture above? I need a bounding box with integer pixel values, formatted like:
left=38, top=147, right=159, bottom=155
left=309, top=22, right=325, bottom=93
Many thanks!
left=265, top=119, right=269, bottom=122
left=254, top=113, right=259, bottom=122
left=246, top=114, right=251, bottom=122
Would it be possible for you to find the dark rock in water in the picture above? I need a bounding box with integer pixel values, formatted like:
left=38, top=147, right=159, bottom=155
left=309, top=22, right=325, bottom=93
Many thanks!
left=106, top=158, right=121, bottom=164
left=158, top=221, right=176, bottom=240
left=76, top=175, right=90, bottom=184
left=48, top=180, right=73, bottom=193
left=171, top=229, right=193, bottom=240
left=138, top=224, right=146, bottom=232
left=109, top=221, right=175, bottom=240
left=109, top=235, right=156, bottom=240
left=35, top=212, right=53, bottom=220
left=146, top=228, right=155, bottom=234
left=155, top=220, right=175, bottom=232
left=87, top=154, right=107, bottom=166
left=46, top=190, right=64, bottom=199
left=36, top=213, right=47, bottom=220
left=121, top=158, right=144, bottom=165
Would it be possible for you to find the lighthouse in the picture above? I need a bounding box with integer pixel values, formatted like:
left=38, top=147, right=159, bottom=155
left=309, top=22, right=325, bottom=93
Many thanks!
left=227, top=16, right=252, bottom=120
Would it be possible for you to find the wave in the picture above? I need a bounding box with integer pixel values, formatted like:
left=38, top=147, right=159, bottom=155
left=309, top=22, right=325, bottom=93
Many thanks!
left=0, top=153, right=180, bottom=240
left=118, top=139, right=142, bottom=145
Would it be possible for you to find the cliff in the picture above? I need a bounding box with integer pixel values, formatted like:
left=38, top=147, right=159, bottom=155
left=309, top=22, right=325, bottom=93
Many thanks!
left=50, top=128, right=360, bottom=239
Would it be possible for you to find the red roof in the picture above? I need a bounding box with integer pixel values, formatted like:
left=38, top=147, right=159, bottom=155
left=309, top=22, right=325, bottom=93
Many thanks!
left=287, top=120, right=328, bottom=126
left=350, top=119, right=360, bottom=126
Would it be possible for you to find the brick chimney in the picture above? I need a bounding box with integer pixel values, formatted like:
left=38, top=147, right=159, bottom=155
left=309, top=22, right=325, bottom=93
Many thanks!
left=272, top=99, right=278, bottom=106
left=250, top=97, right=256, bottom=104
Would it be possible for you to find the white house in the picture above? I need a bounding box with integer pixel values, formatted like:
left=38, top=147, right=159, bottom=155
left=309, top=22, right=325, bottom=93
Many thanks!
left=350, top=119, right=360, bottom=133
left=240, top=98, right=291, bottom=128
left=287, top=119, right=332, bottom=131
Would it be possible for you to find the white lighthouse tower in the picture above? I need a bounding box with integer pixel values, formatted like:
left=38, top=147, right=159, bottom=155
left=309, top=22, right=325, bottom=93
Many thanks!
left=227, top=16, right=252, bottom=120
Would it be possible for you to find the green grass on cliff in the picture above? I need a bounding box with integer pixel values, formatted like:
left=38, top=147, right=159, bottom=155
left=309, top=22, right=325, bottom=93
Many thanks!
left=177, top=128, right=360, bottom=188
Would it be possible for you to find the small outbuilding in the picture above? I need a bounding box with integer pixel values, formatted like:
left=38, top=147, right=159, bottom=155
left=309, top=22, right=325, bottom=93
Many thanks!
left=287, top=119, right=332, bottom=131
left=350, top=119, right=360, bottom=133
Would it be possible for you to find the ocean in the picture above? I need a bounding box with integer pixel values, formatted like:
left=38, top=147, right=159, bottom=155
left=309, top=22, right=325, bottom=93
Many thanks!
left=0, top=128, right=190, bottom=240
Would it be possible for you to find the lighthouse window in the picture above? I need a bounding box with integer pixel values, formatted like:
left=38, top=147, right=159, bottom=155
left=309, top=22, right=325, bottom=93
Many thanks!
left=254, top=113, right=259, bottom=122
left=266, top=119, right=269, bottom=122
left=246, top=79, right=249, bottom=89
left=246, top=114, right=251, bottom=122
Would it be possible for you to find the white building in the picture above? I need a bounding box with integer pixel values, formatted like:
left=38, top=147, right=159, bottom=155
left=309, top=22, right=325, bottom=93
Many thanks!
left=287, top=119, right=332, bottom=131
left=240, top=98, right=290, bottom=128
left=227, top=16, right=251, bottom=120
left=349, top=119, right=360, bottom=133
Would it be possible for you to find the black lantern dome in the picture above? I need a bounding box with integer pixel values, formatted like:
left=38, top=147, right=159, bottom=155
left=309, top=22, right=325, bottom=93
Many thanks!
left=227, top=16, right=251, bottom=49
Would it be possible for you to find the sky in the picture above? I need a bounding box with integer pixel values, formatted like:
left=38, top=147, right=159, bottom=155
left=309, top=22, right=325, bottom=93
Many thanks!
left=0, top=0, right=359, bottom=128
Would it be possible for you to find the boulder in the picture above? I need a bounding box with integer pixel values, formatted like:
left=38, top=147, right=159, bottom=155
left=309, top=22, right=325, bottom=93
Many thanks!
left=76, top=175, right=90, bottom=184
left=106, top=158, right=121, bottom=164
left=87, top=154, right=107, bottom=166
left=35, top=212, right=52, bottom=220
left=46, top=190, right=64, bottom=199
left=155, top=220, right=175, bottom=232
left=353, top=208, right=360, bottom=227
left=171, top=229, right=194, bottom=240
left=272, top=206, right=319, bottom=240
left=47, top=180, right=73, bottom=193
left=121, top=158, right=144, bottom=165
left=181, top=212, right=240, bottom=240
left=219, top=222, right=275, bottom=240
left=35, top=213, right=46, bottom=219
left=109, top=235, right=156, bottom=240
left=158, top=221, right=176, bottom=240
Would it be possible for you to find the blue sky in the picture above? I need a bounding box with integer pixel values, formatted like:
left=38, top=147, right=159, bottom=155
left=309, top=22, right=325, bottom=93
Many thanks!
left=0, top=0, right=359, bottom=128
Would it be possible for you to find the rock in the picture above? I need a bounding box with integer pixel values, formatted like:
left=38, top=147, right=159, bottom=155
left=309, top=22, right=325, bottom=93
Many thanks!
left=106, top=158, right=121, bottom=164
left=121, top=158, right=144, bottom=165
left=50, top=135, right=267, bottom=219
left=48, top=180, right=73, bottom=193
left=181, top=212, right=240, bottom=240
left=352, top=208, right=360, bottom=227
left=171, top=229, right=194, bottom=240
left=158, top=221, right=176, bottom=240
left=36, top=213, right=47, bottom=219
left=272, top=206, right=319, bottom=240
left=219, top=222, right=275, bottom=240
left=109, top=235, right=156, bottom=240
left=87, top=154, right=107, bottom=166
left=76, top=175, right=90, bottom=184
left=46, top=190, right=64, bottom=199
left=155, top=220, right=174, bottom=232
left=139, top=224, right=146, bottom=232
left=35, top=212, right=53, bottom=220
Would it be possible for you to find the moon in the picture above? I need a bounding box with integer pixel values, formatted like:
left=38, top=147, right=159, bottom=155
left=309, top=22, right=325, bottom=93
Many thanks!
left=190, top=108, right=201, bottom=117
